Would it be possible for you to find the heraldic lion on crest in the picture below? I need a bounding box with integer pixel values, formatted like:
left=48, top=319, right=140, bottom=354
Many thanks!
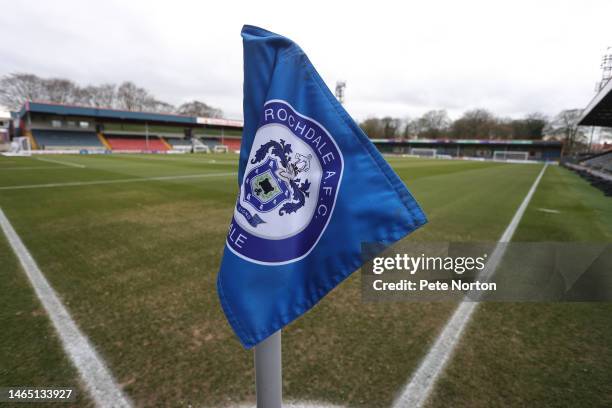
left=250, top=139, right=312, bottom=215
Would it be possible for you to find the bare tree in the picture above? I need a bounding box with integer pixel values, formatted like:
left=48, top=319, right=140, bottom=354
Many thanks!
left=177, top=100, right=223, bottom=118
left=545, top=109, right=584, bottom=152
left=95, top=84, right=117, bottom=108
left=380, top=116, right=401, bottom=138
left=116, top=81, right=148, bottom=111
left=416, top=110, right=450, bottom=138
left=0, top=73, right=47, bottom=110
left=80, top=84, right=116, bottom=108
left=43, top=78, right=78, bottom=104
left=359, top=117, right=384, bottom=138
left=492, top=117, right=514, bottom=139
left=509, top=113, right=548, bottom=140
left=402, top=117, right=418, bottom=139
left=0, top=72, right=225, bottom=118
left=143, top=97, right=175, bottom=114
left=451, top=109, right=496, bottom=139
left=72, top=86, right=93, bottom=106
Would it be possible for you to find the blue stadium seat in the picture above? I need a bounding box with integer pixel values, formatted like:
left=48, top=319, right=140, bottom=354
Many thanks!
left=582, top=151, right=612, bottom=173
left=200, top=138, right=221, bottom=149
left=167, top=138, right=192, bottom=147
left=564, top=150, right=612, bottom=196
left=32, top=130, right=103, bottom=149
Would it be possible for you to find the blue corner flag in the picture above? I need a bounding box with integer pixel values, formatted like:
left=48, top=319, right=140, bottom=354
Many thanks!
left=217, top=25, right=427, bottom=348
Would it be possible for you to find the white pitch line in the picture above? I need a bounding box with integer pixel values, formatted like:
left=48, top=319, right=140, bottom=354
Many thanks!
left=0, top=166, right=70, bottom=171
left=0, top=172, right=236, bottom=190
left=112, top=155, right=237, bottom=165
left=393, top=164, right=548, bottom=408
left=537, top=207, right=561, bottom=214
left=0, top=208, right=132, bottom=408
left=238, top=402, right=347, bottom=408
left=36, top=157, right=86, bottom=168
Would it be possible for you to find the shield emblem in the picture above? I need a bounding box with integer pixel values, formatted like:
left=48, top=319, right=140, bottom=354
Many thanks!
left=243, top=157, right=290, bottom=212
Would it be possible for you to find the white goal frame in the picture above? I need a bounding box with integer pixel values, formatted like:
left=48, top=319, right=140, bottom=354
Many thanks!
left=3, top=136, right=32, bottom=156
left=409, top=147, right=437, bottom=158
left=213, top=145, right=229, bottom=153
left=193, top=145, right=210, bottom=153
left=493, top=151, right=529, bottom=161
left=190, top=138, right=211, bottom=153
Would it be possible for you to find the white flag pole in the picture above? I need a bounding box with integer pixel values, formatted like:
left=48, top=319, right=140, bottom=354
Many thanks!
left=254, top=330, right=282, bottom=408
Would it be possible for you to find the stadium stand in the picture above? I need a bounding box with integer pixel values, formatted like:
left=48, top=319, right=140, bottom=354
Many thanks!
left=167, top=138, right=192, bottom=147
left=222, top=139, right=241, bottom=152
left=193, top=127, right=242, bottom=138
left=14, top=102, right=246, bottom=154
left=166, top=138, right=194, bottom=152
left=563, top=150, right=612, bottom=196
left=582, top=150, right=612, bottom=172
left=32, top=130, right=103, bottom=149
left=105, top=136, right=169, bottom=151
left=199, top=138, right=222, bottom=149
left=103, top=123, right=185, bottom=136
left=371, top=138, right=562, bottom=160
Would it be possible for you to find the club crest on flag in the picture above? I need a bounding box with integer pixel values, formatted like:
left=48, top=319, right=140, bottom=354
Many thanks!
left=228, top=99, right=344, bottom=265
left=242, top=141, right=310, bottom=215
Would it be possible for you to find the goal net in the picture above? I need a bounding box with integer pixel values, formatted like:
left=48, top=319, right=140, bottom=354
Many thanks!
left=214, top=145, right=229, bottom=153
left=191, top=139, right=211, bottom=153
left=409, top=148, right=437, bottom=158
left=4, top=137, right=32, bottom=156
left=193, top=145, right=210, bottom=153
left=493, top=151, right=529, bottom=161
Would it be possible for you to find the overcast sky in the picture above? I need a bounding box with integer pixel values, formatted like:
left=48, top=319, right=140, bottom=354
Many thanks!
left=1, top=0, right=610, bottom=121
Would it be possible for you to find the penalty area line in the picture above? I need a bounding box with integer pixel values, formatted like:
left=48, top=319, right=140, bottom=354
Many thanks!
left=393, top=164, right=548, bottom=408
left=0, top=207, right=132, bottom=408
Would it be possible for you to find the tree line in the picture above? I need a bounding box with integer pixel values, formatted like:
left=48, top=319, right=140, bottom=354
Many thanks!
left=359, top=108, right=585, bottom=148
left=0, top=72, right=587, bottom=150
left=0, top=72, right=224, bottom=118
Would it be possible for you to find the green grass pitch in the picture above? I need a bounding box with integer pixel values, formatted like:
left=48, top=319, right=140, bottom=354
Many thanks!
left=0, top=154, right=610, bottom=407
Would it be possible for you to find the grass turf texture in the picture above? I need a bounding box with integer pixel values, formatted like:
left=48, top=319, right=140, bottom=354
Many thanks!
left=0, top=154, right=608, bottom=407
left=0, top=229, right=92, bottom=407
left=425, top=165, right=612, bottom=408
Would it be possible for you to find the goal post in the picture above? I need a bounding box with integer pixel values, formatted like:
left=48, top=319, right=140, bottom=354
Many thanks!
left=214, top=145, right=229, bottom=153
left=3, top=137, right=32, bottom=156
left=409, top=147, right=437, bottom=158
left=191, top=138, right=211, bottom=153
left=493, top=151, right=529, bottom=161
left=193, top=145, right=211, bottom=153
